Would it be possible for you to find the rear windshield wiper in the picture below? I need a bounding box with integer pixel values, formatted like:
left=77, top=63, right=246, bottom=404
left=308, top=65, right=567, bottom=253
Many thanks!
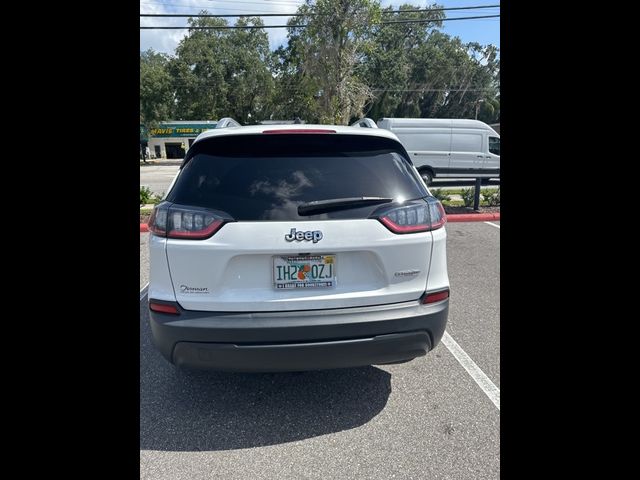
left=298, top=197, right=394, bottom=216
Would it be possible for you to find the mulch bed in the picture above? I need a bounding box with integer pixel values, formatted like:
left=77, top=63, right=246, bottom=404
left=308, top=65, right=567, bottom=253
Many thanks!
left=444, top=206, right=500, bottom=215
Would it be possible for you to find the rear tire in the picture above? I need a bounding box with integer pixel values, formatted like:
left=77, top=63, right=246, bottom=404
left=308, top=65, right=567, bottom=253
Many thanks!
left=420, top=170, right=433, bottom=186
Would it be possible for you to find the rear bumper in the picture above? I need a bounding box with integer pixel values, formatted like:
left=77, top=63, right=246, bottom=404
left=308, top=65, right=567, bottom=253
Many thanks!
left=149, top=299, right=448, bottom=372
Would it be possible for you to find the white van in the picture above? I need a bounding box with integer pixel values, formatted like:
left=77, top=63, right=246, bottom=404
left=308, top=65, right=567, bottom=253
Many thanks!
left=353, top=118, right=500, bottom=185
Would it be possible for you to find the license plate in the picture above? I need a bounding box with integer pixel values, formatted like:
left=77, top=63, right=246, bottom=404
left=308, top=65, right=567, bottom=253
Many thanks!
left=273, top=255, right=336, bottom=289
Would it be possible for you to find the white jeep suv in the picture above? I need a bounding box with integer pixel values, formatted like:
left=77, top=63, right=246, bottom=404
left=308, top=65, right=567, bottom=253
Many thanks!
left=147, top=124, right=449, bottom=371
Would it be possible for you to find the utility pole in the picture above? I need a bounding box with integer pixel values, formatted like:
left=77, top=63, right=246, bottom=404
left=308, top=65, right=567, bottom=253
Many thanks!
left=475, top=99, right=485, bottom=120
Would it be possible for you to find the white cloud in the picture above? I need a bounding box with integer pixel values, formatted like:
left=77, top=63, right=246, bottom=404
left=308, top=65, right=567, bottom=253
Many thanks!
left=139, top=0, right=442, bottom=54
left=139, top=0, right=305, bottom=54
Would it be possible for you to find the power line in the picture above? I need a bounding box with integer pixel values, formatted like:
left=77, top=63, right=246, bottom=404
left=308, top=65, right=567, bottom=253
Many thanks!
left=140, top=13, right=303, bottom=18
left=202, top=0, right=305, bottom=5
left=140, top=0, right=303, bottom=9
left=141, top=0, right=497, bottom=8
left=166, top=83, right=496, bottom=92
left=372, top=88, right=496, bottom=92
left=377, top=15, right=499, bottom=24
left=140, top=2, right=299, bottom=14
left=140, top=5, right=500, bottom=18
left=140, top=14, right=500, bottom=29
left=150, top=0, right=306, bottom=6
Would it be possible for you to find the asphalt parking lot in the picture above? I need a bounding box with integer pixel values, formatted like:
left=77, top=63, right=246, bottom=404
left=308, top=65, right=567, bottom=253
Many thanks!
left=139, top=221, right=500, bottom=479
left=140, top=165, right=179, bottom=196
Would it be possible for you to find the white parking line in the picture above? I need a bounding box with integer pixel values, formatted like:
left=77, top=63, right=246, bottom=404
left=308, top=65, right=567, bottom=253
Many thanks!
left=441, top=331, right=500, bottom=410
left=484, top=221, right=500, bottom=229
left=140, top=283, right=149, bottom=301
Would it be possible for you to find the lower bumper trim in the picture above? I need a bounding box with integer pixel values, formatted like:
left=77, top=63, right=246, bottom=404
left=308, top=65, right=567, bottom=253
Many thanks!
left=172, top=331, right=431, bottom=372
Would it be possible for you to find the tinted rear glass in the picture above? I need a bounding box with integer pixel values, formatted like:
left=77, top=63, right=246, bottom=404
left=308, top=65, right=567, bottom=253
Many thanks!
left=167, top=133, right=428, bottom=221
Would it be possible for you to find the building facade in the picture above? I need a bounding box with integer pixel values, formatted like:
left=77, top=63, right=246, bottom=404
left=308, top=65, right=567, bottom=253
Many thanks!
left=147, top=120, right=218, bottom=159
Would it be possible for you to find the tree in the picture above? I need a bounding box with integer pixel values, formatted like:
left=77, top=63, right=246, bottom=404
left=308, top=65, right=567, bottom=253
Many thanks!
left=417, top=40, right=499, bottom=120
left=364, top=4, right=500, bottom=122
left=284, top=0, right=381, bottom=124
left=169, top=14, right=231, bottom=120
left=362, top=3, right=445, bottom=120
left=139, top=3, right=500, bottom=126
left=140, top=49, right=175, bottom=127
left=167, top=14, right=274, bottom=123
left=225, top=17, right=274, bottom=124
left=270, top=39, right=322, bottom=122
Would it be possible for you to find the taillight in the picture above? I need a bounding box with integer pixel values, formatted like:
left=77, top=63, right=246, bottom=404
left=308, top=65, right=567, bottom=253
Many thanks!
left=148, top=202, right=233, bottom=240
left=427, top=197, right=447, bottom=230
left=374, top=197, right=447, bottom=234
left=148, top=205, right=168, bottom=236
left=421, top=289, right=450, bottom=304
left=262, top=129, right=336, bottom=134
left=149, top=301, right=180, bottom=314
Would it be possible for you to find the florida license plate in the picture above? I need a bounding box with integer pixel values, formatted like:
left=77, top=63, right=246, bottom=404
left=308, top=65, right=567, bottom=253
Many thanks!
left=273, top=255, right=336, bottom=289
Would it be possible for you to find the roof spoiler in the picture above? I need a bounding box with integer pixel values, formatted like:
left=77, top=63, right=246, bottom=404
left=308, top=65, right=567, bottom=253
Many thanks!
left=217, top=117, right=241, bottom=128
left=350, top=118, right=378, bottom=128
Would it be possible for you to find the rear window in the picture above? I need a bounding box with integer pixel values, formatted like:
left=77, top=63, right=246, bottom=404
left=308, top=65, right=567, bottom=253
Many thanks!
left=167, top=133, right=428, bottom=221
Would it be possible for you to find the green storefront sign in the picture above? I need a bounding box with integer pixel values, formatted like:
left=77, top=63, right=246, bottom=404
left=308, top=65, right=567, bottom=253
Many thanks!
left=149, top=123, right=217, bottom=138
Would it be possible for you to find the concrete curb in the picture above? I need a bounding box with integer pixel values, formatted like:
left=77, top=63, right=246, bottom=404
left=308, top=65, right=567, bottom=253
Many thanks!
left=139, top=213, right=499, bottom=233
left=446, top=213, right=500, bottom=223
left=140, top=160, right=183, bottom=167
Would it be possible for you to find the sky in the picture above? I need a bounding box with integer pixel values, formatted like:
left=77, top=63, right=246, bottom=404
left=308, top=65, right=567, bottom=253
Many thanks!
left=140, top=0, right=500, bottom=54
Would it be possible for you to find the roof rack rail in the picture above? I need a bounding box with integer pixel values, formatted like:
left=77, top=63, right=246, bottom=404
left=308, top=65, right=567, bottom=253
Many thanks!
left=217, top=117, right=241, bottom=128
left=350, top=118, right=378, bottom=128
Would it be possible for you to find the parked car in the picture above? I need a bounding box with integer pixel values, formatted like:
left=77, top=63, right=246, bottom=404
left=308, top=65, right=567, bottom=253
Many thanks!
left=147, top=122, right=450, bottom=372
left=354, top=117, right=500, bottom=185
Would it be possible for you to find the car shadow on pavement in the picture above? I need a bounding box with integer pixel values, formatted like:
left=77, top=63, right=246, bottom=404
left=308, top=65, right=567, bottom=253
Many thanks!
left=140, top=302, right=392, bottom=452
